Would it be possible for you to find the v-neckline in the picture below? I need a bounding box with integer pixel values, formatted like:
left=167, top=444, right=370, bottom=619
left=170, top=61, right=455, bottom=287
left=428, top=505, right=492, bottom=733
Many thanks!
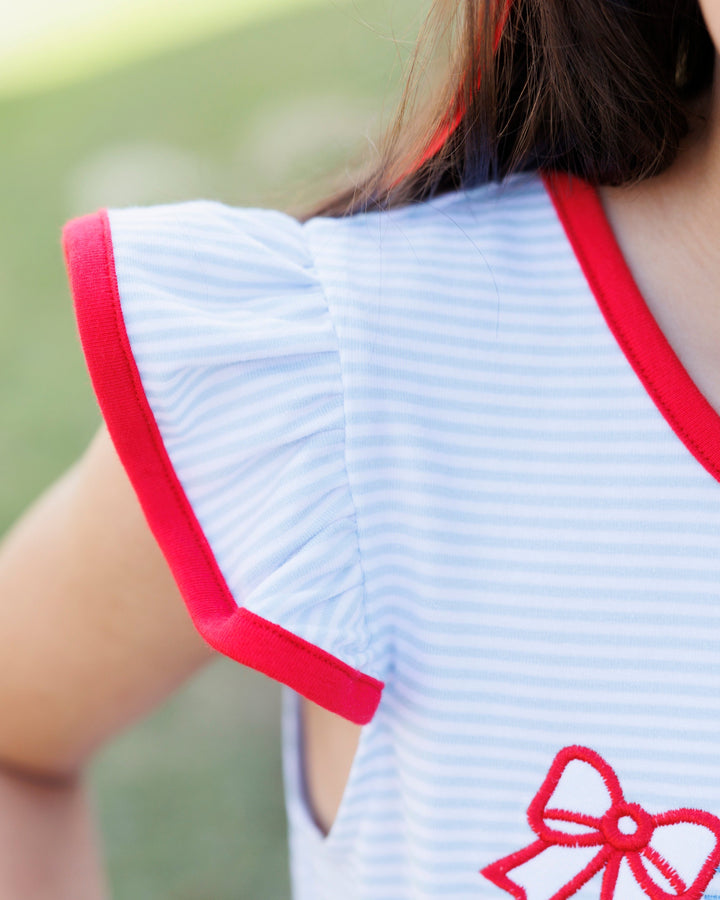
left=541, top=170, right=720, bottom=485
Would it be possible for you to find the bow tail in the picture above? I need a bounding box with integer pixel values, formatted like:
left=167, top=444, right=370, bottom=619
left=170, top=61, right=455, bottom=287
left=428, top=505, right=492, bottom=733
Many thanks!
left=599, top=851, right=622, bottom=900
left=482, top=841, right=613, bottom=900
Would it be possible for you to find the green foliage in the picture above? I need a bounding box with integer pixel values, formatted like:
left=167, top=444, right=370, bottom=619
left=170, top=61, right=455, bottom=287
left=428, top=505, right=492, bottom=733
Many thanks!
left=0, top=0, right=421, bottom=526
left=0, top=1, right=420, bottom=896
left=94, top=661, right=289, bottom=899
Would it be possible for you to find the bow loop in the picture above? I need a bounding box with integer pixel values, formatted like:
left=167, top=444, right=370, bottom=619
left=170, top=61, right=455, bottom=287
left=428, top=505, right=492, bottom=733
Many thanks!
left=528, top=746, right=624, bottom=847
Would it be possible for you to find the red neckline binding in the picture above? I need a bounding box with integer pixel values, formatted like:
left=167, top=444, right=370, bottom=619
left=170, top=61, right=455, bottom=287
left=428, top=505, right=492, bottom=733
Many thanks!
left=542, top=170, right=720, bottom=485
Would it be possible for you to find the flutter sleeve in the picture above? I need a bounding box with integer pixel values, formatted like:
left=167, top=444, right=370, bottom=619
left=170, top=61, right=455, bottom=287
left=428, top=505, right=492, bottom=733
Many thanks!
left=62, top=201, right=382, bottom=724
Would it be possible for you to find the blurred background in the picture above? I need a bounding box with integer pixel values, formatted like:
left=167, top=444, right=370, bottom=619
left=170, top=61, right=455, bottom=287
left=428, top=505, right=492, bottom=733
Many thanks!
left=0, top=0, right=422, bottom=896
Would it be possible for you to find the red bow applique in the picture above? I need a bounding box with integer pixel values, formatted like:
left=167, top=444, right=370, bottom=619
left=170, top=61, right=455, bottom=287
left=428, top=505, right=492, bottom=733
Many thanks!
left=481, top=746, right=720, bottom=900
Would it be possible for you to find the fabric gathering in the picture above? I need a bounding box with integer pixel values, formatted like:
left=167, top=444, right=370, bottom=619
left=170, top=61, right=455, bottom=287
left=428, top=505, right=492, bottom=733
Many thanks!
left=62, top=171, right=720, bottom=900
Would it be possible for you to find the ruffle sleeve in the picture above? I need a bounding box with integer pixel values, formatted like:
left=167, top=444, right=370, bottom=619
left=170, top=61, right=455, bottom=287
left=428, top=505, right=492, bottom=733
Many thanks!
left=62, top=201, right=383, bottom=724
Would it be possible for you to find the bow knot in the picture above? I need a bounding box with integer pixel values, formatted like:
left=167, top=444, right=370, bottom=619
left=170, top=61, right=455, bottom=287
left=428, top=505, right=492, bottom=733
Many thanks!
left=600, top=802, right=654, bottom=854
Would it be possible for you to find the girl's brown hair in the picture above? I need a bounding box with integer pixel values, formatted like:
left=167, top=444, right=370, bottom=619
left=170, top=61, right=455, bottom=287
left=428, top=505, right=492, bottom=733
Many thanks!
left=309, top=0, right=714, bottom=218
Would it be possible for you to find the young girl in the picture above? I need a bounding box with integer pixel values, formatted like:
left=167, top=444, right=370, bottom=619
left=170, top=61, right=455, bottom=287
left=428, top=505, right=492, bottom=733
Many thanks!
left=2, top=1, right=720, bottom=898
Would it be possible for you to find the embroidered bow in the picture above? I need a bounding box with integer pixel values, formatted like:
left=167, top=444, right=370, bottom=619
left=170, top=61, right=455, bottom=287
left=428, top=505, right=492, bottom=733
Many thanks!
left=481, top=746, right=720, bottom=900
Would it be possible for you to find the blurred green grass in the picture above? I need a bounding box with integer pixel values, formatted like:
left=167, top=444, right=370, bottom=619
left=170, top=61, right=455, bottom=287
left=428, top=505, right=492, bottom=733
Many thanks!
left=0, top=1, right=420, bottom=897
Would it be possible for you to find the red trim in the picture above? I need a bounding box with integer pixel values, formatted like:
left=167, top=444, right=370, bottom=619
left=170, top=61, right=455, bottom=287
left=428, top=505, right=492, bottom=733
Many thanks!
left=543, top=171, right=720, bottom=485
left=62, top=210, right=383, bottom=726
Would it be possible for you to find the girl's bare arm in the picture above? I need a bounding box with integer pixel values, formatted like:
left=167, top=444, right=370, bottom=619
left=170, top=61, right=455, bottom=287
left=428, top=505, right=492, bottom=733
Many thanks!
left=0, top=425, right=215, bottom=897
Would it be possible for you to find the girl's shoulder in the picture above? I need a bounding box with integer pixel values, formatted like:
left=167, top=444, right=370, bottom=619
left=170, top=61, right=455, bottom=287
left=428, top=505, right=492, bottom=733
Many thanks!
left=67, top=171, right=554, bottom=303
left=305, top=170, right=551, bottom=239
left=303, top=171, right=563, bottom=283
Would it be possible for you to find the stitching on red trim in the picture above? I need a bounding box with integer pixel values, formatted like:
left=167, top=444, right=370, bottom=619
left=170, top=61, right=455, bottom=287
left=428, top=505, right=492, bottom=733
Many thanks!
left=556, top=190, right=717, bottom=471
left=99, top=215, right=235, bottom=616
left=543, top=173, right=720, bottom=484
left=480, top=745, right=720, bottom=900
left=97, top=213, right=379, bottom=690
left=239, top=611, right=375, bottom=673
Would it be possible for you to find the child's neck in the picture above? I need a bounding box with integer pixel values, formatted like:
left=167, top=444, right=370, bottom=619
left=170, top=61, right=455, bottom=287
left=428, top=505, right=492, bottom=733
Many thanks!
left=598, top=71, right=720, bottom=416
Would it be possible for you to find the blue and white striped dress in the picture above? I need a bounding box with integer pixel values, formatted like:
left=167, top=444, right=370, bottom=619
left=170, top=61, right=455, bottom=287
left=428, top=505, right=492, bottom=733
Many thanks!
left=64, top=171, right=720, bottom=900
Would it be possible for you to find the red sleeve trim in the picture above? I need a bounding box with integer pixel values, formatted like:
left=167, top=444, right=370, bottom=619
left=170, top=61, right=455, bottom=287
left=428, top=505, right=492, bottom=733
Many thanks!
left=62, top=210, right=383, bottom=726
left=543, top=171, right=720, bottom=485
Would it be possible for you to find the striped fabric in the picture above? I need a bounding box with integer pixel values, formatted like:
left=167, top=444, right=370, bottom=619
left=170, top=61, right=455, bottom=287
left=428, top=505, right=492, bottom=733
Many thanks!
left=108, top=203, right=378, bottom=683
left=97, top=172, right=720, bottom=899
